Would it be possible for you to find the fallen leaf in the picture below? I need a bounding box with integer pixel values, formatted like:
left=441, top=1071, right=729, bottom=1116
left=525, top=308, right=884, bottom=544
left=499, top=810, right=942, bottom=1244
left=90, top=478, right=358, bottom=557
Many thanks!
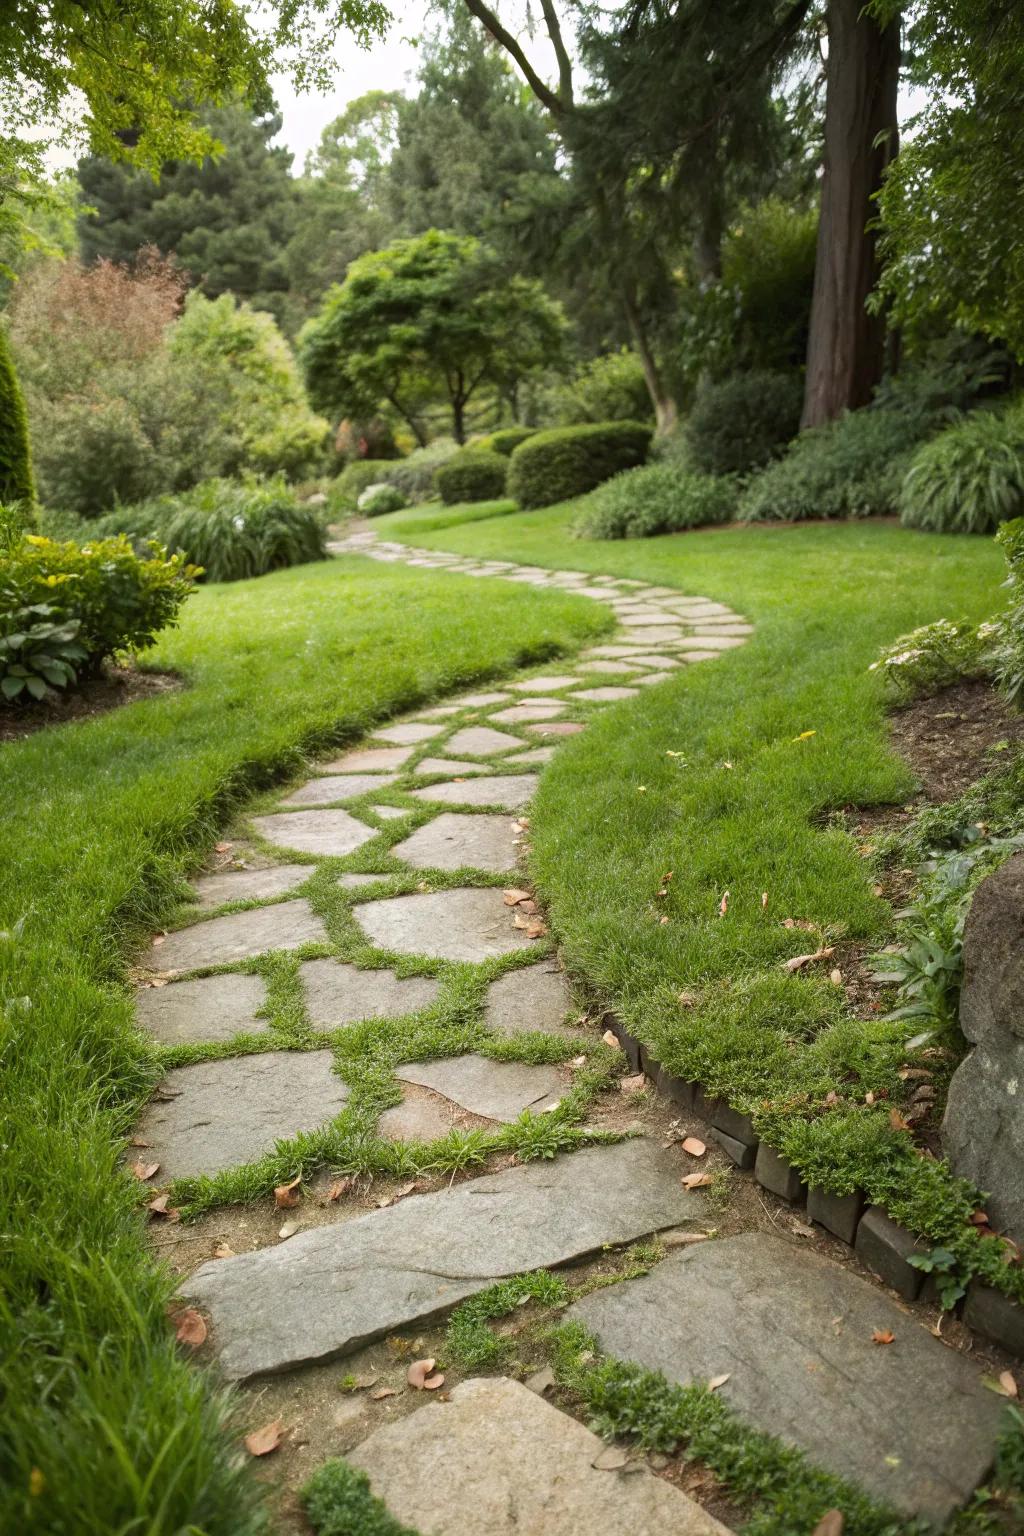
left=341, top=1372, right=379, bottom=1392
left=681, top=1172, right=713, bottom=1190
left=570, top=1054, right=587, bottom=1068
left=982, top=1370, right=1019, bottom=1399
left=244, top=1419, right=283, bottom=1457
left=782, top=946, right=835, bottom=973
left=662, top=1230, right=711, bottom=1247
left=761, top=892, right=769, bottom=909
left=865, top=1090, right=876, bottom=1105
left=602, top=1029, right=622, bottom=1050
left=503, top=888, right=532, bottom=906
left=147, top=1193, right=176, bottom=1219
left=790, top=1219, right=816, bottom=1238
left=708, top=1373, right=731, bottom=1391
left=274, top=1174, right=301, bottom=1209
left=888, top=1108, right=911, bottom=1133
left=132, top=1160, right=159, bottom=1181
left=871, top=1329, right=895, bottom=1346
left=792, top=730, right=817, bottom=742
left=278, top=1221, right=298, bottom=1239
left=174, top=1308, right=207, bottom=1347
left=28, top=1468, right=44, bottom=1498
left=619, top=1073, right=646, bottom=1095
left=830, top=968, right=843, bottom=985
left=370, top=1386, right=397, bottom=1401
left=681, top=1136, right=707, bottom=1157
left=718, top=891, right=729, bottom=917
left=213, top=1242, right=235, bottom=1259
left=811, top=1513, right=844, bottom=1536
left=214, top=841, right=233, bottom=854
left=407, top=1358, right=445, bottom=1391
left=129, top=1136, right=152, bottom=1148
left=327, top=1177, right=354, bottom=1202
left=969, top=1209, right=990, bottom=1226
left=678, top=991, right=698, bottom=1008
left=592, top=1445, right=630, bottom=1471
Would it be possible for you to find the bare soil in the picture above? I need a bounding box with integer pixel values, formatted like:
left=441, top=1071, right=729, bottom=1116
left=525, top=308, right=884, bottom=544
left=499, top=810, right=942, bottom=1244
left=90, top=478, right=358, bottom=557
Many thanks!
left=0, top=664, right=180, bottom=743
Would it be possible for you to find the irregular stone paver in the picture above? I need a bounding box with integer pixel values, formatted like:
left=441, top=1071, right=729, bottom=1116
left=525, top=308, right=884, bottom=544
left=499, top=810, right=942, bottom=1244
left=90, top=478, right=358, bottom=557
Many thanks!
left=323, top=745, right=412, bottom=772
left=676, top=635, right=745, bottom=652
left=187, top=863, right=309, bottom=911
left=185, top=1141, right=705, bottom=1378
left=280, top=773, right=397, bottom=806
left=679, top=650, right=723, bottom=663
left=378, top=1087, right=466, bottom=1142
left=446, top=725, right=523, bottom=756
left=301, top=959, right=440, bottom=1029
left=354, top=886, right=536, bottom=961
left=141, top=899, right=328, bottom=971
left=395, top=1053, right=562, bottom=1120
left=573, top=686, right=638, bottom=702
left=413, top=756, right=490, bottom=776
left=608, top=627, right=683, bottom=646
left=452, top=691, right=512, bottom=707
left=570, top=1232, right=1004, bottom=1523
left=503, top=745, right=555, bottom=765
left=634, top=671, right=675, bottom=686
left=349, top=1376, right=728, bottom=1536
left=372, top=722, right=446, bottom=745
left=391, top=812, right=518, bottom=873
left=410, top=775, right=536, bottom=811
left=136, top=972, right=268, bottom=1044
left=490, top=702, right=565, bottom=723
left=509, top=676, right=578, bottom=692
left=530, top=721, right=585, bottom=737
left=617, top=653, right=680, bottom=668
left=137, top=1050, right=347, bottom=1180
left=486, top=964, right=575, bottom=1036
left=574, top=659, right=645, bottom=675
left=252, top=808, right=376, bottom=857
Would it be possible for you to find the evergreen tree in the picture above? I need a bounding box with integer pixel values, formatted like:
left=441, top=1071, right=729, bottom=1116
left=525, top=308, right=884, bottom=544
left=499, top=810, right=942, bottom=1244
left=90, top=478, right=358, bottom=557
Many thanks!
left=0, top=324, right=35, bottom=506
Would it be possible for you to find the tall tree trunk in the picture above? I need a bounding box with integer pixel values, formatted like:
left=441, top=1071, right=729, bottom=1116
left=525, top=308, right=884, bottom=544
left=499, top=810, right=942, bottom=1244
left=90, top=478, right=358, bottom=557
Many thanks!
left=622, top=286, right=678, bottom=436
left=451, top=394, right=466, bottom=445
left=801, top=0, right=900, bottom=429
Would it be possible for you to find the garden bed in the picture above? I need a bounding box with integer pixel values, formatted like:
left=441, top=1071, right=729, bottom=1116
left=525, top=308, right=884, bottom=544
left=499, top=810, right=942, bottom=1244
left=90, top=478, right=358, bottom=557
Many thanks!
left=0, top=664, right=181, bottom=743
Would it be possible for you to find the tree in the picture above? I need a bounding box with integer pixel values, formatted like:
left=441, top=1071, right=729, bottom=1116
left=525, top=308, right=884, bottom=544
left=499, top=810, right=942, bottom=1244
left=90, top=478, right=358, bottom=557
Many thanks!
left=801, top=0, right=900, bottom=427
left=299, top=230, right=566, bottom=443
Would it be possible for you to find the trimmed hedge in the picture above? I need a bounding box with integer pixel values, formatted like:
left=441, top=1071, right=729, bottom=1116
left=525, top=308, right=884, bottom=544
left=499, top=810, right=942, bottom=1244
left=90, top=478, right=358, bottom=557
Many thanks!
left=0, top=327, right=35, bottom=506
left=436, top=449, right=508, bottom=506
left=484, top=427, right=536, bottom=456
left=507, top=421, right=652, bottom=510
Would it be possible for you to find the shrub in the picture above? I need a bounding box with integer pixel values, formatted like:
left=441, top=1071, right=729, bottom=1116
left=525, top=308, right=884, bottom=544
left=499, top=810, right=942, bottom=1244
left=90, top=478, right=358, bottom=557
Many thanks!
left=574, top=464, right=735, bottom=540
left=483, top=426, right=536, bottom=456
left=686, top=370, right=802, bottom=476
left=869, top=619, right=991, bottom=701
left=333, top=459, right=388, bottom=509
left=436, top=449, right=508, bottom=505
left=0, top=532, right=197, bottom=697
left=358, top=484, right=406, bottom=516
left=507, top=421, right=652, bottom=510
left=899, top=408, right=1024, bottom=535
left=0, top=327, right=36, bottom=505
left=158, top=479, right=327, bottom=584
left=541, top=349, right=654, bottom=426
left=0, top=500, right=38, bottom=547
left=739, top=407, right=925, bottom=522
left=385, top=438, right=459, bottom=501
left=991, top=517, right=1024, bottom=707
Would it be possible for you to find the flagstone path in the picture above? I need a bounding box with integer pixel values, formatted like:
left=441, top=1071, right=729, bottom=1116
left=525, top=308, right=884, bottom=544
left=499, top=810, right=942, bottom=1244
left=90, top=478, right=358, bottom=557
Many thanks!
left=135, top=530, right=1007, bottom=1532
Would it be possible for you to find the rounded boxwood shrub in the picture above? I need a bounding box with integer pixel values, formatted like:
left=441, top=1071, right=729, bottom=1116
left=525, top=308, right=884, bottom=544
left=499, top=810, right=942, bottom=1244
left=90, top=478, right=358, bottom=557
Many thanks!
left=334, top=459, right=390, bottom=509
left=507, top=421, right=652, bottom=510
left=435, top=449, right=508, bottom=506
left=385, top=438, right=459, bottom=501
left=899, top=407, right=1024, bottom=534
left=574, top=463, right=735, bottom=540
left=358, top=484, right=406, bottom=516
left=686, top=369, right=802, bottom=476
left=483, top=427, right=536, bottom=457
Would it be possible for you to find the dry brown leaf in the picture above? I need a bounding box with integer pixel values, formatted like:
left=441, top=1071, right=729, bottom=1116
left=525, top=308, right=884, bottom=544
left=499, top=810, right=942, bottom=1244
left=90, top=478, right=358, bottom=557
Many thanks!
left=830, top=968, right=843, bottom=985
left=174, top=1308, right=207, bottom=1347
left=274, top=1174, right=301, bottom=1209
left=681, top=1172, right=713, bottom=1190
left=503, top=888, right=532, bottom=906
left=985, top=1370, right=1019, bottom=1399
left=888, top=1108, right=911, bottom=1133
left=214, top=841, right=233, bottom=854
left=811, top=1513, right=844, bottom=1536
left=370, top=1386, right=397, bottom=1401
left=132, top=1159, right=159, bottom=1181
left=244, top=1419, right=283, bottom=1457
left=147, top=1193, right=176, bottom=1219
left=213, top=1242, right=235, bottom=1259
left=707, top=1373, right=731, bottom=1391
left=681, top=1136, right=707, bottom=1157
left=678, top=991, right=698, bottom=1008
left=526, top=919, right=547, bottom=938
left=782, top=946, right=835, bottom=973
left=790, top=1218, right=816, bottom=1238
left=619, top=1073, right=646, bottom=1095
left=718, top=891, right=729, bottom=917
left=407, top=1357, right=445, bottom=1390
left=129, top=1136, right=152, bottom=1148
left=662, top=1230, right=711, bottom=1248
left=871, top=1329, right=895, bottom=1346
left=602, top=1029, right=621, bottom=1050
left=327, top=1177, right=354, bottom=1202
left=278, top=1221, right=298, bottom=1239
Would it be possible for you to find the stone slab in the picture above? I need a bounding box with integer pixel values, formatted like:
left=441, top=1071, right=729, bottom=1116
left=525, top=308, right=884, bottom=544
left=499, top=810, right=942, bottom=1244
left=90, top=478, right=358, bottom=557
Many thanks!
left=395, top=1054, right=562, bottom=1121
left=634, top=672, right=675, bottom=686
left=185, top=1140, right=704, bottom=1379
left=378, top=1087, right=468, bottom=1142
left=452, top=691, right=512, bottom=707
left=280, top=774, right=396, bottom=807
left=574, top=660, right=645, bottom=675
left=187, top=864, right=309, bottom=911
left=509, top=676, right=578, bottom=692
left=136, top=972, right=268, bottom=1044
left=136, top=1050, right=347, bottom=1180
left=322, top=746, right=412, bottom=772
left=676, top=635, right=745, bottom=652
left=372, top=722, right=446, bottom=745
left=446, top=725, right=524, bottom=757
left=490, top=703, right=566, bottom=723
left=300, top=959, right=440, bottom=1029
left=391, top=813, right=518, bottom=873
left=252, top=809, right=376, bottom=857
left=414, top=757, right=490, bottom=776
left=486, top=964, right=574, bottom=1036
left=570, top=1232, right=1003, bottom=1522
left=529, top=721, right=585, bottom=737
left=617, top=654, right=680, bottom=669
left=573, top=687, right=638, bottom=702
left=141, top=899, right=328, bottom=971
left=607, top=628, right=683, bottom=646
left=354, top=886, right=536, bottom=962
left=503, top=746, right=555, bottom=765
left=348, top=1376, right=728, bottom=1536
left=410, top=775, right=536, bottom=811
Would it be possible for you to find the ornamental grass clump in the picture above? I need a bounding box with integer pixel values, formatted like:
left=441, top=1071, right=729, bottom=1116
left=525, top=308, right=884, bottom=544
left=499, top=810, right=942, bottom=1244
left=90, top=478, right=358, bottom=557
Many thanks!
left=899, top=407, right=1024, bottom=535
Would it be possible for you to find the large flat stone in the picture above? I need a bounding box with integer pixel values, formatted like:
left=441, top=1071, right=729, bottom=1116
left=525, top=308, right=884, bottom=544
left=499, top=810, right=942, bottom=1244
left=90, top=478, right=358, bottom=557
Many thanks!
left=486, top=964, right=574, bottom=1036
left=570, top=1232, right=1004, bottom=1523
left=136, top=972, right=268, bottom=1044
left=573, top=687, right=638, bottom=702
left=372, top=722, right=446, bottom=745
left=300, top=959, right=440, bottom=1029
left=378, top=1087, right=469, bottom=1142
left=409, top=775, right=536, bottom=811
left=451, top=691, right=511, bottom=707
left=413, top=757, right=490, bottom=776
left=251, top=809, right=376, bottom=857
left=353, top=886, right=536, bottom=962
left=322, top=746, right=413, bottom=772
left=391, top=812, right=518, bottom=873
left=141, top=899, right=328, bottom=971
left=490, top=703, right=565, bottom=723
left=395, top=1054, right=562, bottom=1121
left=280, top=774, right=396, bottom=807
left=136, top=1050, right=347, bottom=1180
left=509, top=676, right=578, bottom=692
left=185, top=1140, right=704, bottom=1379
left=348, top=1376, right=727, bottom=1536
left=187, top=863, right=310, bottom=911
left=446, top=725, right=524, bottom=756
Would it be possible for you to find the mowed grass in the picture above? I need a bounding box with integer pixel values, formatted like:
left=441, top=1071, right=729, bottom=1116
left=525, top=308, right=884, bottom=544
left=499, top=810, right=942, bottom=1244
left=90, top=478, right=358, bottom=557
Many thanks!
left=0, top=554, right=609, bottom=1536
left=366, top=496, right=518, bottom=537
left=375, top=506, right=1024, bottom=1297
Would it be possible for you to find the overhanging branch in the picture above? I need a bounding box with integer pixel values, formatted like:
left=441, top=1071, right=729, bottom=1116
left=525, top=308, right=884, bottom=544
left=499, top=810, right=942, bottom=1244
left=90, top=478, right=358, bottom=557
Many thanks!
left=461, top=0, right=569, bottom=116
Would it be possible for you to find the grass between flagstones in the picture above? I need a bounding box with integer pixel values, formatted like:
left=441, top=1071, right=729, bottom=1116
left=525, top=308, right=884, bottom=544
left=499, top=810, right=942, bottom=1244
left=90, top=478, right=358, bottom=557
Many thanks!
left=0, top=554, right=610, bottom=1536
left=371, top=506, right=1024, bottom=1306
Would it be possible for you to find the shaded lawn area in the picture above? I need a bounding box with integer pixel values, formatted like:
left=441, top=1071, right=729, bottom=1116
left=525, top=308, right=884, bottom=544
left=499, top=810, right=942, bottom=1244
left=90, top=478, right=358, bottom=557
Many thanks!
left=0, top=554, right=610, bottom=1536
left=373, top=507, right=1024, bottom=1301
left=365, top=496, right=518, bottom=537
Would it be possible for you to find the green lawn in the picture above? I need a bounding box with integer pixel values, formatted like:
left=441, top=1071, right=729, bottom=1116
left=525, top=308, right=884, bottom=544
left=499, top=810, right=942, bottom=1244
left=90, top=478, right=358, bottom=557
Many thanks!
left=373, top=505, right=1023, bottom=1299
left=0, top=554, right=609, bottom=1536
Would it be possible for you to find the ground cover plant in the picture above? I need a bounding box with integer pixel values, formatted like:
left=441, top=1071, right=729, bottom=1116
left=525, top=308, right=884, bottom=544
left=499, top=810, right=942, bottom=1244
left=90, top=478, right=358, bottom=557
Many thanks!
left=0, top=556, right=609, bottom=1533
left=371, top=501, right=1022, bottom=1302
left=573, top=463, right=735, bottom=541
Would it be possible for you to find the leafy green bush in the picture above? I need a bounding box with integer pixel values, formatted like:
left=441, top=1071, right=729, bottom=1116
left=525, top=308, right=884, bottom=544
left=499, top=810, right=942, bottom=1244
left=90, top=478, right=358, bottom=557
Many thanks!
left=508, top=421, right=652, bottom=510
left=385, top=438, right=459, bottom=501
left=991, top=517, right=1024, bottom=707
left=0, top=499, right=38, bottom=546
left=0, top=532, right=196, bottom=698
left=542, top=349, right=653, bottom=426
left=436, top=449, right=508, bottom=505
left=869, top=618, right=991, bottom=702
left=0, top=327, right=36, bottom=505
left=483, top=426, right=536, bottom=456
left=739, top=407, right=925, bottom=522
left=574, top=464, right=735, bottom=540
left=303, top=1459, right=418, bottom=1536
left=333, top=459, right=388, bottom=509
left=899, top=408, right=1024, bottom=534
left=358, top=484, right=406, bottom=516
left=686, top=370, right=802, bottom=476
left=159, top=480, right=327, bottom=584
